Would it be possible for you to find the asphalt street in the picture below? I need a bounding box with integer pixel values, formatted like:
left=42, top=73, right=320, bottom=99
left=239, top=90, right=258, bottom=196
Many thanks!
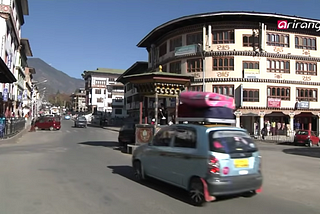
left=0, top=120, right=319, bottom=214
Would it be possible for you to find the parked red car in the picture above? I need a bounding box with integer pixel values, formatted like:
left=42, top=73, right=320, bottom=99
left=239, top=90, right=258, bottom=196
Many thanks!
left=35, top=116, right=61, bottom=131
left=293, top=130, right=320, bottom=147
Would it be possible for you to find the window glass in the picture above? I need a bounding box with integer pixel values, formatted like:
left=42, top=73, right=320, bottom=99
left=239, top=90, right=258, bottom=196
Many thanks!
left=173, top=128, right=197, bottom=148
left=153, top=128, right=175, bottom=147
left=209, top=130, right=257, bottom=153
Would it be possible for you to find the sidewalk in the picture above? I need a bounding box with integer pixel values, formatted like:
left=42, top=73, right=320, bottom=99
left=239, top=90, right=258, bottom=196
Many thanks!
left=0, top=123, right=31, bottom=145
left=253, top=135, right=294, bottom=144
left=88, top=123, right=121, bottom=132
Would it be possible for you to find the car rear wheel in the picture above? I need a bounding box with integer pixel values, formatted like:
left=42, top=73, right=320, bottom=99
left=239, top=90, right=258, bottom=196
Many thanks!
left=317, top=141, right=320, bottom=147
left=189, top=177, right=206, bottom=207
left=49, top=126, right=54, bottom=131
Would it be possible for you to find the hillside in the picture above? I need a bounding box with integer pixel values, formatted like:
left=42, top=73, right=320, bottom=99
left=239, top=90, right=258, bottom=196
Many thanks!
left=27, top=58, right=84, bottom=95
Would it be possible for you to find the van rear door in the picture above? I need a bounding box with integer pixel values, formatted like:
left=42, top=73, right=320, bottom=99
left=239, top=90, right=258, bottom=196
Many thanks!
left=208, top=130, right=260, bottom=177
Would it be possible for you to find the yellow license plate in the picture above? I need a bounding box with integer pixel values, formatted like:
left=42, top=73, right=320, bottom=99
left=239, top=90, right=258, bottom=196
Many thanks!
left=234, top=159, right=249, bottom=168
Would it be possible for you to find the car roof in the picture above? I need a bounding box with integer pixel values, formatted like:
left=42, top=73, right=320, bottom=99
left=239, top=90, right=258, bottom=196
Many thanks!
left=163, top=123, right=247, bottom=132
left=169, top=124, right=247, bottom=132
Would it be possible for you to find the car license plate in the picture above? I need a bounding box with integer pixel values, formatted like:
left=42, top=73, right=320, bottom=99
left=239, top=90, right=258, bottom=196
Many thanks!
left=234, top=159, right=249, bottom=168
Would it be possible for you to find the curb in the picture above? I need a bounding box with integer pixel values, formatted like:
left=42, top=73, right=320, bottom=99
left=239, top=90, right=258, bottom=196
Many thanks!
left=0, top=124, right=31, bottom=145
left=102, top=127, right=120, bottom=132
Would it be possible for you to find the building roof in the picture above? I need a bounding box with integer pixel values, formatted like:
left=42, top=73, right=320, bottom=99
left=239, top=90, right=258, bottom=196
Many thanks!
left=0, top=58, right=17, bottom=83
left=137, top=11, right=320, bottom=47
left=117, top=61, right=148, bottom=83
left=21, top=38, right=33, bottom=57
left=82, top=68, right=125, bottom=78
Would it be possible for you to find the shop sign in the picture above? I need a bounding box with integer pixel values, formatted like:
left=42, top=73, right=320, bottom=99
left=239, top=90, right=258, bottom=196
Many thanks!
left=267, top=98, right=281, bottom=108
left=295, top=101, right=309, bottom=109
left=2, top=88, right=8, bottom=102
left=135, top=124, right=154, bottom=145
left=244, top=69, right=260, bottom=79
left=174, top=44, right=197, bottom=56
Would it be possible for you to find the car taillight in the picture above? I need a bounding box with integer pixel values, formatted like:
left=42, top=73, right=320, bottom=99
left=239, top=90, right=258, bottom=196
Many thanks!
left=208, top=156, right=220, bottom=174
left=258, top=155, right=262, bottom=171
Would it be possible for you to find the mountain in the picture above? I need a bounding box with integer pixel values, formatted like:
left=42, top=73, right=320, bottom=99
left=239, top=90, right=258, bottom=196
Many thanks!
left=27, top=58, right=84, bottom=95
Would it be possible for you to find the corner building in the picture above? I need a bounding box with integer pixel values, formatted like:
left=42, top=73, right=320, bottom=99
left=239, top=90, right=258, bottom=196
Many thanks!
left=135, top=11, right=320, bottom=135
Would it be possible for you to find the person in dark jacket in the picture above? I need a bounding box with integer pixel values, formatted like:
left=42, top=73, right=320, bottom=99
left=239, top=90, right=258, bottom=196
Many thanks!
left=261, top=126, right=267, bottom=140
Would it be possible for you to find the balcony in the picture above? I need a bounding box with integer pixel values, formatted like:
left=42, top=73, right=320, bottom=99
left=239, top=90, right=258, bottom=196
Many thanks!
left=112, top=98, right=124, bottom=107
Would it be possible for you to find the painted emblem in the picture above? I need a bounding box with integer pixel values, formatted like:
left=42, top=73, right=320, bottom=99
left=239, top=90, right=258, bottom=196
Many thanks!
left=137, top=128, right=152, bottom=143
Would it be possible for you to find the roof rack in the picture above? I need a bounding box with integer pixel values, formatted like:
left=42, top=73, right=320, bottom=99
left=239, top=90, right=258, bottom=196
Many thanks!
left=177, top=117, right=236, bottom=125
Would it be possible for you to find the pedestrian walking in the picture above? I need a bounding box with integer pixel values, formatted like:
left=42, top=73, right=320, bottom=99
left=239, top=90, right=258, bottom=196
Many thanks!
left=261, top=126, right=266, bottom=140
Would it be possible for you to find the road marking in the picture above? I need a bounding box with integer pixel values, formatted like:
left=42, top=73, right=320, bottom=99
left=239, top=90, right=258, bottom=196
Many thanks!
left=66, top=130, right=70, bottom=133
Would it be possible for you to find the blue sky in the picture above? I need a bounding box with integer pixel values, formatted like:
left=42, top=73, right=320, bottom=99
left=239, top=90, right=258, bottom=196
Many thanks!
left=22, top=0, right=320, bottom=79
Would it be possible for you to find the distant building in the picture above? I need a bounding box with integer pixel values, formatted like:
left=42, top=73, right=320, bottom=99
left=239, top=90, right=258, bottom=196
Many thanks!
left=70, top=88, right=86, bottom=112
left=108, top=83, right=126, bottom=118
left=81, top=68, right=125, bottom=113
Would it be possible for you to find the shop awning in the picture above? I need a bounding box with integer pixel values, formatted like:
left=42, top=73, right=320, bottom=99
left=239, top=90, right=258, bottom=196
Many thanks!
left=0, top=58, right=17, bottom=83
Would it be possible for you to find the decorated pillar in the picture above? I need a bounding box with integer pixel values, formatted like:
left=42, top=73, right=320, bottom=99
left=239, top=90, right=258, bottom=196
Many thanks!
left=289, top=112, right=295, bottom=132
left=259, top=111, right=265, bottom=133
left=234, top=110, right=242, bottom=127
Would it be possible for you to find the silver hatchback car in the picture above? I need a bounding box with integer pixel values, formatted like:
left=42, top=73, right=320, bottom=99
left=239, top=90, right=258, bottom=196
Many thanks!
left=132, top=124, right=262, bottom=206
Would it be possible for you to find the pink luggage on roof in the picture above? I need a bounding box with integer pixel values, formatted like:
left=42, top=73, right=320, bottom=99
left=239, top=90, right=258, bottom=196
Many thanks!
left=179, top=91, right=235, bottom=109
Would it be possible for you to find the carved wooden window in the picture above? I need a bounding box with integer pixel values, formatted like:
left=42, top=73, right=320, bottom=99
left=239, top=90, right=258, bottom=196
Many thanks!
left=213, top=57, right=234, bottom=71
left=95, top=80, right=106, bottom=85
left=169, top=61, right=181, bottom=74
left=212, top=85, right=234, bottom=97
left=295, top=61, right=317, bottom=75
left=212, top=31, right=234, bottom=44
left=187, top=58, right=202, bottom=73
left=242, top=34, right=259, bottom=47
left=243, top=89, right=259, bottom=102
left=243, top=61, right=259, bottom=69
left=159, top=43, right=167, bottom=57
left=95, top=89, right=101, bottom=94
left=189, top=85, right=203, bottom=91
left=267, top=86, right=290, bottom=101
left=296, top=88, right=317, bottom=102
left=186, top=32, right=202, bottom=45
left=266, top=33, right=289, bottom=47
left=169, top=36, right=182, bottom=51
left=267, top=59, right=290, bottom=73
left=295, top=36, right=316, bottom=50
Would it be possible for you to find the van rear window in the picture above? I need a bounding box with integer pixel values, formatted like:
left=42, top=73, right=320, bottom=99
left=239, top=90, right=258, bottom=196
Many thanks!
left=208, top=130, right=257, bottom=153
left=296, top=131, right=308, bottom=135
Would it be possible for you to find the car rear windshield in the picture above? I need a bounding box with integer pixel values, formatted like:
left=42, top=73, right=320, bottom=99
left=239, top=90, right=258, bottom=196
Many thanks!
left=296, top=130, right=308, bottom=135
left=78, top=117, right=86, bottom=121
left=121, top=124, right=135, bottom=130
left=208, top=130, right=257, bottom=153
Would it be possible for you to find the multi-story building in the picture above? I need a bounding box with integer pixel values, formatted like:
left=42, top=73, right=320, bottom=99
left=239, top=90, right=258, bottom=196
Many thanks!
left=108, top=83, right=126, bottom=118
left=70, top=87, right=87, bottom=112
left=22, top=66, right=35, bottom=117
left=82, top=68, right=125, bottom=113
left=0, top=0, right=31, bottom=117
left=120, top=11, right=320, bottom=135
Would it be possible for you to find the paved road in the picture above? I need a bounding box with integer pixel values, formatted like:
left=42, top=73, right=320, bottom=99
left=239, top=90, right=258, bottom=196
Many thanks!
left=0, top=120, right=319, bottom=214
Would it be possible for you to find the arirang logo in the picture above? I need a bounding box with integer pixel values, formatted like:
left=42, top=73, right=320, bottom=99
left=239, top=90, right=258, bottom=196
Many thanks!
left=278, top=20, right=320, bottom=31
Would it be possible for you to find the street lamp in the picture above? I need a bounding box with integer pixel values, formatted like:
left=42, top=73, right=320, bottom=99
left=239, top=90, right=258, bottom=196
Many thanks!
left=32, top=79, right=47, bottom=85
left=198, top=43, right=206, bottom=92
